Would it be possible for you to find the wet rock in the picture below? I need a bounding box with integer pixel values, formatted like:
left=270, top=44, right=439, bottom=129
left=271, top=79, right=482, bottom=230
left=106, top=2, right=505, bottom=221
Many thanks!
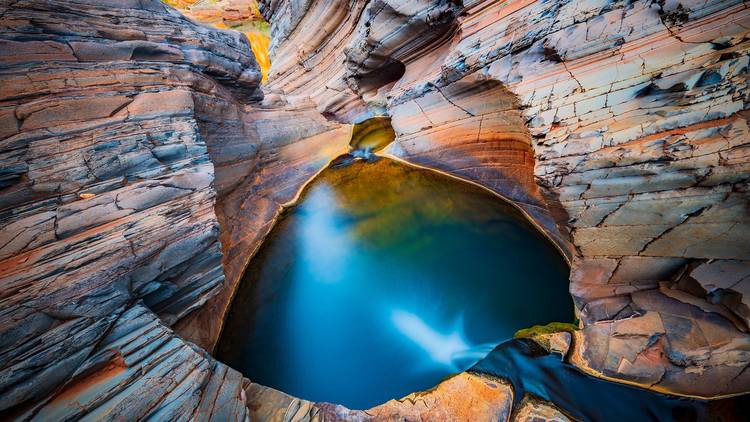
left=513, top=396, right=570, bottom=422
left=349, top=116, right=396, bottom=156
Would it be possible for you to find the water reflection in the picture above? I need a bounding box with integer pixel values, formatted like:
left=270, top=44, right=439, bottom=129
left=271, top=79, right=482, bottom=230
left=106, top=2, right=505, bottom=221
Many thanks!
left=216, top=157, right=572, bottom=409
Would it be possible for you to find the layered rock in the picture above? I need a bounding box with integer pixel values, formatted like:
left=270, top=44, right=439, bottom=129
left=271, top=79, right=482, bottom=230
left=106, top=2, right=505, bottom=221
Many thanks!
left=166, top=0, right=271, bottom=82
left=17, top=304, right=250, bottom=421
left=0, top=2, right=351, bottom=417
left=260, top=0, right=750, bottom=397
left=244, top=372, right=516, bottom=421
left=0, top=0, right=263, bottom=416
left=1, top=0, right=224, bottom=412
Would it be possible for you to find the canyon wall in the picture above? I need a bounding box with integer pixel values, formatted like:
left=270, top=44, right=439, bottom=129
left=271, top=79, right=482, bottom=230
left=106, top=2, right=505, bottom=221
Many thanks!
left=0, top=0, right=348, bottom=417
left=260, top=0, right=750, bottom=397
left=0, top=0, right=255, bottom=414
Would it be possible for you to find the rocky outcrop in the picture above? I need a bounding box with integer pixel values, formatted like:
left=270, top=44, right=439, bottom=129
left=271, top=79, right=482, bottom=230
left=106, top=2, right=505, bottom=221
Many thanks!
left=243, top=372, right=515, bottom=421
left=0, top=0, right=255, bottom=413
left=0, top=1, right=350, bottom=416
left=260, top=0, right=750, bottom=397
left=167, top=0, right=271, bottom=82
left=0, top=0, right=260, bottom=416
left=16, top=304, right=250, bottom=421
left=512, top=397, right=569, bottom=422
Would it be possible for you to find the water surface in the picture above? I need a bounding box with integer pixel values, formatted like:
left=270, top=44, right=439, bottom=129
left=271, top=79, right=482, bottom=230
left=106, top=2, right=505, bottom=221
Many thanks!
left=471, top=339, right=750, bottom=421
left=217, top=157, right=572, bottom=409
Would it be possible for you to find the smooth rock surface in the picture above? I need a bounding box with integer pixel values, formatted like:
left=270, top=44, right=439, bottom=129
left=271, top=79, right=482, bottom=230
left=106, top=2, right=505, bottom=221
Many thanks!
left=243, top=372, right=514, bottom=422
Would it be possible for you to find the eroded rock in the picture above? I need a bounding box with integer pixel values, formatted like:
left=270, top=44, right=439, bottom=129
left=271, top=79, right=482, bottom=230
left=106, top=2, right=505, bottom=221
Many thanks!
left=261, top=0, right=750, bottom=398
left=0, top=0, right=260, bottom=414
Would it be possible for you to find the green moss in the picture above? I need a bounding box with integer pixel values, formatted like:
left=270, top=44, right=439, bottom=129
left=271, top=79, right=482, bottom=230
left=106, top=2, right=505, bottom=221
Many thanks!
left=513, top=322, right=579, bottom=340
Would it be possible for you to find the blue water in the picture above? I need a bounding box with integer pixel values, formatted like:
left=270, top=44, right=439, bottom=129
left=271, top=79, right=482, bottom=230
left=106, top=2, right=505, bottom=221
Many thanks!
left=471, top=339, right=749, bottom=421
left=216, top=157, right=572, bottom=409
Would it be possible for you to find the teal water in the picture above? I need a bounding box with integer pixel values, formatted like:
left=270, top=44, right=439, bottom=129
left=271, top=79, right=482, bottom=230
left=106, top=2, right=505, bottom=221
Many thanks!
left=216, top=157, right=572, bottom=409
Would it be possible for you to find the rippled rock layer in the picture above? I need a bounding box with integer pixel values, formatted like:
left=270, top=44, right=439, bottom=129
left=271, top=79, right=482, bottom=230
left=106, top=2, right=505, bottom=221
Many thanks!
left=0, top=0, right=254, bottom=415
left=0, top=0, right=346, bottom=418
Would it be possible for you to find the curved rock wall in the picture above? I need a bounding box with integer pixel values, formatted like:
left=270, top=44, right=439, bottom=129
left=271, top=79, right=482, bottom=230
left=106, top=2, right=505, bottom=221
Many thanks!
left=262, top=0, right=750, bottom=397
left=0, top=0, right=264, bottom=416
left=0, top=0, right=353, bottom=415
left=175, top=98, right=350, bottom=350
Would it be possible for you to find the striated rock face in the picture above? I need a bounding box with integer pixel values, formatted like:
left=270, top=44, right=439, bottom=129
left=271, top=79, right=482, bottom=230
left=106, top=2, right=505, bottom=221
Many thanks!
left=0, top=1, right=347, bottom=417
left=19, top=304, right=250, bottom=421
left=261, top=0, right=750, bottom=397
left=0, top=0, right=256, bottom=413
left=166, top=0, right=271, bottom=82
left=0, top=0, right=298, bottom=417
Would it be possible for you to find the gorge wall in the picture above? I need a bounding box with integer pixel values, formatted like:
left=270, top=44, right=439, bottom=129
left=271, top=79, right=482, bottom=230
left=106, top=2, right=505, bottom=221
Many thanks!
left=0, top=0, right=257, bottom=417
left=0, top=0, right=749, bottom=420
left=260, top=0, right=750, bottom=398
left=0, top=0, right=347, bottom=418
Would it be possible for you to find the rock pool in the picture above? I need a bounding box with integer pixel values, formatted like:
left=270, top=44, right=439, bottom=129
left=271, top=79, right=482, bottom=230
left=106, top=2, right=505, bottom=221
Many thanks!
left=216, top=157, right=572, bottom=409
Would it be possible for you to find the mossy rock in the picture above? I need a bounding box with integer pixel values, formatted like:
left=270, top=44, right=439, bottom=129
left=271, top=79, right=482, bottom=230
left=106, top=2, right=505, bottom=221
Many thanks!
left=514, top=322, right=579, bottom=340
left=514, top=322, right=579, bottom=354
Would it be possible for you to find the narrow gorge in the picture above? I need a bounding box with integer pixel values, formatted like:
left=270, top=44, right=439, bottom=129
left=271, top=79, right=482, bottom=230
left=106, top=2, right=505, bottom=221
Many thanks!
left=0, top=0, right=749, bottom=420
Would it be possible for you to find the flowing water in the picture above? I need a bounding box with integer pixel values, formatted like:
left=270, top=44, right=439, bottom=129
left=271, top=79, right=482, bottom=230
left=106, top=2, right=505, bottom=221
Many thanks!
left=216, top=157, right=572, bottom=409
left=471, top=339, right=749, bottom=421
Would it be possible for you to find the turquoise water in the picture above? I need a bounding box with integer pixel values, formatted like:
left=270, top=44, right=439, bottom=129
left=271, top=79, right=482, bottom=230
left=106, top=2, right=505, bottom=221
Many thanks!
left=216, top=157, right=572, bottom=409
